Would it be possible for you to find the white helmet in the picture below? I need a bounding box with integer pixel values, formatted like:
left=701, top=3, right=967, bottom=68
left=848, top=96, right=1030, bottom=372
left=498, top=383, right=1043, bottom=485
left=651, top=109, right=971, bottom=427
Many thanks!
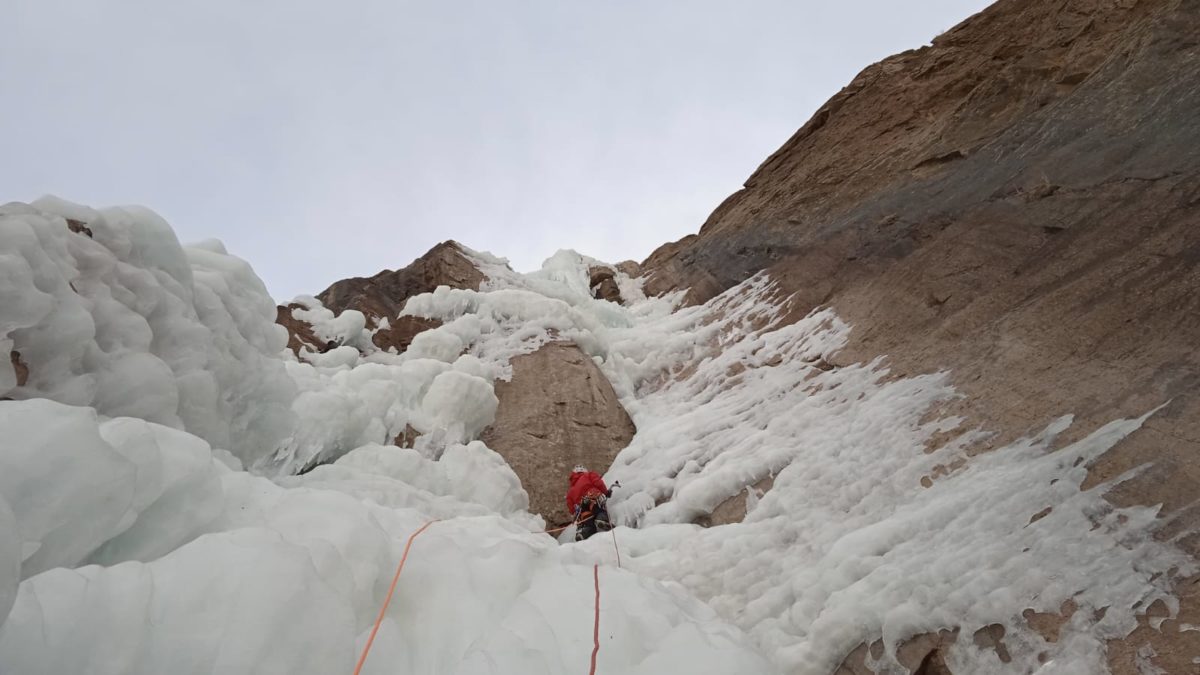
left=572, top=464, right=587, bottom=473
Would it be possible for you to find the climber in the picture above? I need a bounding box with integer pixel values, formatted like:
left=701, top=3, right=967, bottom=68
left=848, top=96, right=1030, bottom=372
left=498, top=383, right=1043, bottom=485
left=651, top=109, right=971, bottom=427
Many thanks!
left=566, top=464, right=618, bottom=541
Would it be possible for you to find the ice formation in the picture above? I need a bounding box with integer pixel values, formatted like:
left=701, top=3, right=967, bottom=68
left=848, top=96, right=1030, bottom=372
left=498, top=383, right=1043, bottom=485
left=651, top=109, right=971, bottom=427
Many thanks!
left=0, top=199, right=1191, bottom=674
left=0, top=201, right=773, bottom=674
left=0, top=197, right=295, bottom=466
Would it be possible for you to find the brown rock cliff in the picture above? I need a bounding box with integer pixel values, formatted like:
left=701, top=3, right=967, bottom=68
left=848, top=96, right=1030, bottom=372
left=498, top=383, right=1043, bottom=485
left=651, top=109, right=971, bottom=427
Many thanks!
left=642, top=0, right=1200, bottom=671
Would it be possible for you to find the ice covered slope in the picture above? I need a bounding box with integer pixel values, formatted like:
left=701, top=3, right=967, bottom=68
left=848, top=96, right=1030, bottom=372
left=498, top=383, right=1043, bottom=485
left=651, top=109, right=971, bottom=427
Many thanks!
left=0, top=200, right=773, bottom=674
left=0, top=198, right=1194, bottom=674
left=400, top=266, right=1196, bottom=672
left=577, top=277, right=1195, bottom=673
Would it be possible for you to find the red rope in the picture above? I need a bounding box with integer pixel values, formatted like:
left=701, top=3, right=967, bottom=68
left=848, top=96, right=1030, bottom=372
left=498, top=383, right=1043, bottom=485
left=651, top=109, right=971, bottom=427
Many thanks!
left=589, top=563, right=601, bottom=675
left=353, top=520, right=437, bottom=675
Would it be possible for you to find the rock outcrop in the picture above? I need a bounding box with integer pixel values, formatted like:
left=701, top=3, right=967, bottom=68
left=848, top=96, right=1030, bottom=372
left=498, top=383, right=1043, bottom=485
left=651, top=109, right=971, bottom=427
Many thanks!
left=278, top=244, right=638, bottom=523
left=3, top=351, right=29, bottom=400
left=614, top=260, right=641, bottom=279
left=318, top=240, right=485, bottom=318
left=481, top=342, right=636, bottom=526
left=275, top=304, right=325, bottom=355
left=276, top=241, right=484, bottom=356
left=587, top=265, right=623, bottom=304
left=318, top=241, right=483, bottom=354
left=641, top=0, right=1200, bottom=671
left=371, top=315, right=442, bottom=354
left=9, top=351, right=27, bottom=388
left=836, top=631, right=957, bottom=675
left=696, top=476, right=774, bottom=528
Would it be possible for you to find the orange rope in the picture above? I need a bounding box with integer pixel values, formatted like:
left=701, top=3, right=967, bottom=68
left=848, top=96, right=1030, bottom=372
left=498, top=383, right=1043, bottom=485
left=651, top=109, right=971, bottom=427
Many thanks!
left=353, top=520, right=437, bottom=675
left=353, top=516, right=614, bottom=675
left=589, top=563, right=601, bottom=675
left=543, top=514, right=593, bottom=535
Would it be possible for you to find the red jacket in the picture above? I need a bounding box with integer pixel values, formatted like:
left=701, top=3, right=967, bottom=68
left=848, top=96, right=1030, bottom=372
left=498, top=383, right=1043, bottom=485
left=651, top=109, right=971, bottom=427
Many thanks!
left=566, top=471, right=608, bottom=514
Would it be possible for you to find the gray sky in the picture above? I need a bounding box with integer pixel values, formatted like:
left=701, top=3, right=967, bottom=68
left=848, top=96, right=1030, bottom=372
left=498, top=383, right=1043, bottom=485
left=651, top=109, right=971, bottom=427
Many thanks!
left=3, top=0, right=991, bottom=301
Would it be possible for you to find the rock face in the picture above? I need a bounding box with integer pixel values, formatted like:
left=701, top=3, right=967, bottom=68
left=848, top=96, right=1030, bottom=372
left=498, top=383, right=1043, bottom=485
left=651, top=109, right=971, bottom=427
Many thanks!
left=275, top=304, right=325, bottom=355
left=696, top=476, right=773, bottom=528
left=587, top=265, right=623, bottom=304
left=371, top=315, right=442, bottom=353
left=641, top=0, right=1200, bottom=672
left=644, top=1, right=1200, bottom=308
left=276, top=241, right=483, bottom=355
left=4, top=351, right=30, bottom=400
left=318, top=240, right=485, bottom=318
left=481, top=342, right=636, bottom=526
left=9, top=351, right=28, bottom=388
left=318, top=241, right=482, bottom=353
left=836, top=631, right=957, bottom=675
left=614, top=260, right=641, bottom=279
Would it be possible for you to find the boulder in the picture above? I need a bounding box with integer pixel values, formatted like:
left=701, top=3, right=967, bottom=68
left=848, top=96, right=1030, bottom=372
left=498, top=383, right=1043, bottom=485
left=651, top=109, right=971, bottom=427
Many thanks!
left=481, top=342, right=636, bottom=526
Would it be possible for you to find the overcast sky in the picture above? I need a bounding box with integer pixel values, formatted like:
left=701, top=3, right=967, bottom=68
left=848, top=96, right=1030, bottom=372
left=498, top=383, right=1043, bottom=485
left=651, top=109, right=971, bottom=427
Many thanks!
left=3, top=0, right=991, bottom=301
